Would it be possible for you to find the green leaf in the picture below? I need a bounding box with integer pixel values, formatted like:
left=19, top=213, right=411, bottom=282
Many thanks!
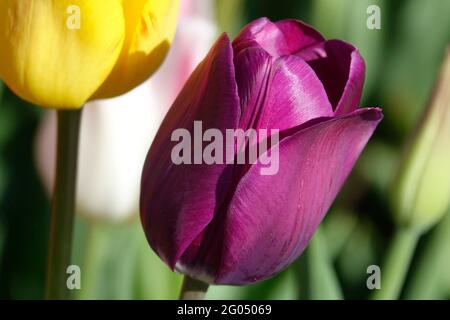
left=337, top=219, right=378, bottom=298
left=405, top=210, right=450, bottom=299
left=299, top=227, right=343, bottom=299
left=74, top=220, right=140, bottom=299
left=323, top=209, right=358, bottom=260
left=133, top=226, right=182, bottom=300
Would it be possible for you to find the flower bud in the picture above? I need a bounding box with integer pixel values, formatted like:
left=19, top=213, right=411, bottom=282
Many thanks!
left=391, top=49, right=450, bottom=232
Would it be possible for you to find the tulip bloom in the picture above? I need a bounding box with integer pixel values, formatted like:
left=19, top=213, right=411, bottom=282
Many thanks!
left=140, top=18, right=382, bottom=285
left=0, top=0, right=179, bottom=109
left=35, top=0, right=217, bottom=222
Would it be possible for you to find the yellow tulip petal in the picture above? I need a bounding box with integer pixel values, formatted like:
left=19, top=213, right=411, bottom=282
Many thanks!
left=94, top=0, right=180, bottom=99
left=0, top=0, right=125, bottom=109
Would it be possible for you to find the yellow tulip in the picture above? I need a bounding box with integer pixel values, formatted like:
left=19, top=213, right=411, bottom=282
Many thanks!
left=94, top=0, right=179, bottom=99
left=0, top=0, right=179, bottom=109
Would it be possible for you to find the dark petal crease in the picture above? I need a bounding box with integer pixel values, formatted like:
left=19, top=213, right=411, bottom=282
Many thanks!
left=297, top=40, right=365, bottom=114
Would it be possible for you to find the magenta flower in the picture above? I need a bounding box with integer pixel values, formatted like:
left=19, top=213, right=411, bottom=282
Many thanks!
left=140, top=18, right=382, bottom=285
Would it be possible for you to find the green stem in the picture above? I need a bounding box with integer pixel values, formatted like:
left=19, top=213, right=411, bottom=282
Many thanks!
left=179, top=275, right=209, bottom=300
left=299, top=227, right=343, bottom=299
left=45, top=108, right=82, bottom=300
left=372, top=227, right=420, bottom=300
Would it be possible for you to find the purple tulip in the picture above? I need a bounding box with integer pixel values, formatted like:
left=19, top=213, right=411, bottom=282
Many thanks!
left=140, top=17, right=382, bottom=285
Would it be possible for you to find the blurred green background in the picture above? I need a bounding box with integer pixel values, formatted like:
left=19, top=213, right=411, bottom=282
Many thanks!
left=0, top=0, right=449, bottom=299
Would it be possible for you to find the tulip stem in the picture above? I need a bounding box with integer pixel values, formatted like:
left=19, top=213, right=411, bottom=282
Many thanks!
left=372, top=227, right=420, bottom=300
left=179, top=275, right=209, bottom=300
left=45, top=108, right=82, bottom=300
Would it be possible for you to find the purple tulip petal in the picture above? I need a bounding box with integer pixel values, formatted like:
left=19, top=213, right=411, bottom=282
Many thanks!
left=211, top=108, right=382, bottom=284
left=140, top=34, right=240, bottom=269
left=235, top=48, right=333, bottom=131
left=233, top=17, right=325, bottom=58
left=297, top=40, right=365, bottom=115
left=233, top=46, right=273, bottom=129
left=259, top=55, right=334, bottom=129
